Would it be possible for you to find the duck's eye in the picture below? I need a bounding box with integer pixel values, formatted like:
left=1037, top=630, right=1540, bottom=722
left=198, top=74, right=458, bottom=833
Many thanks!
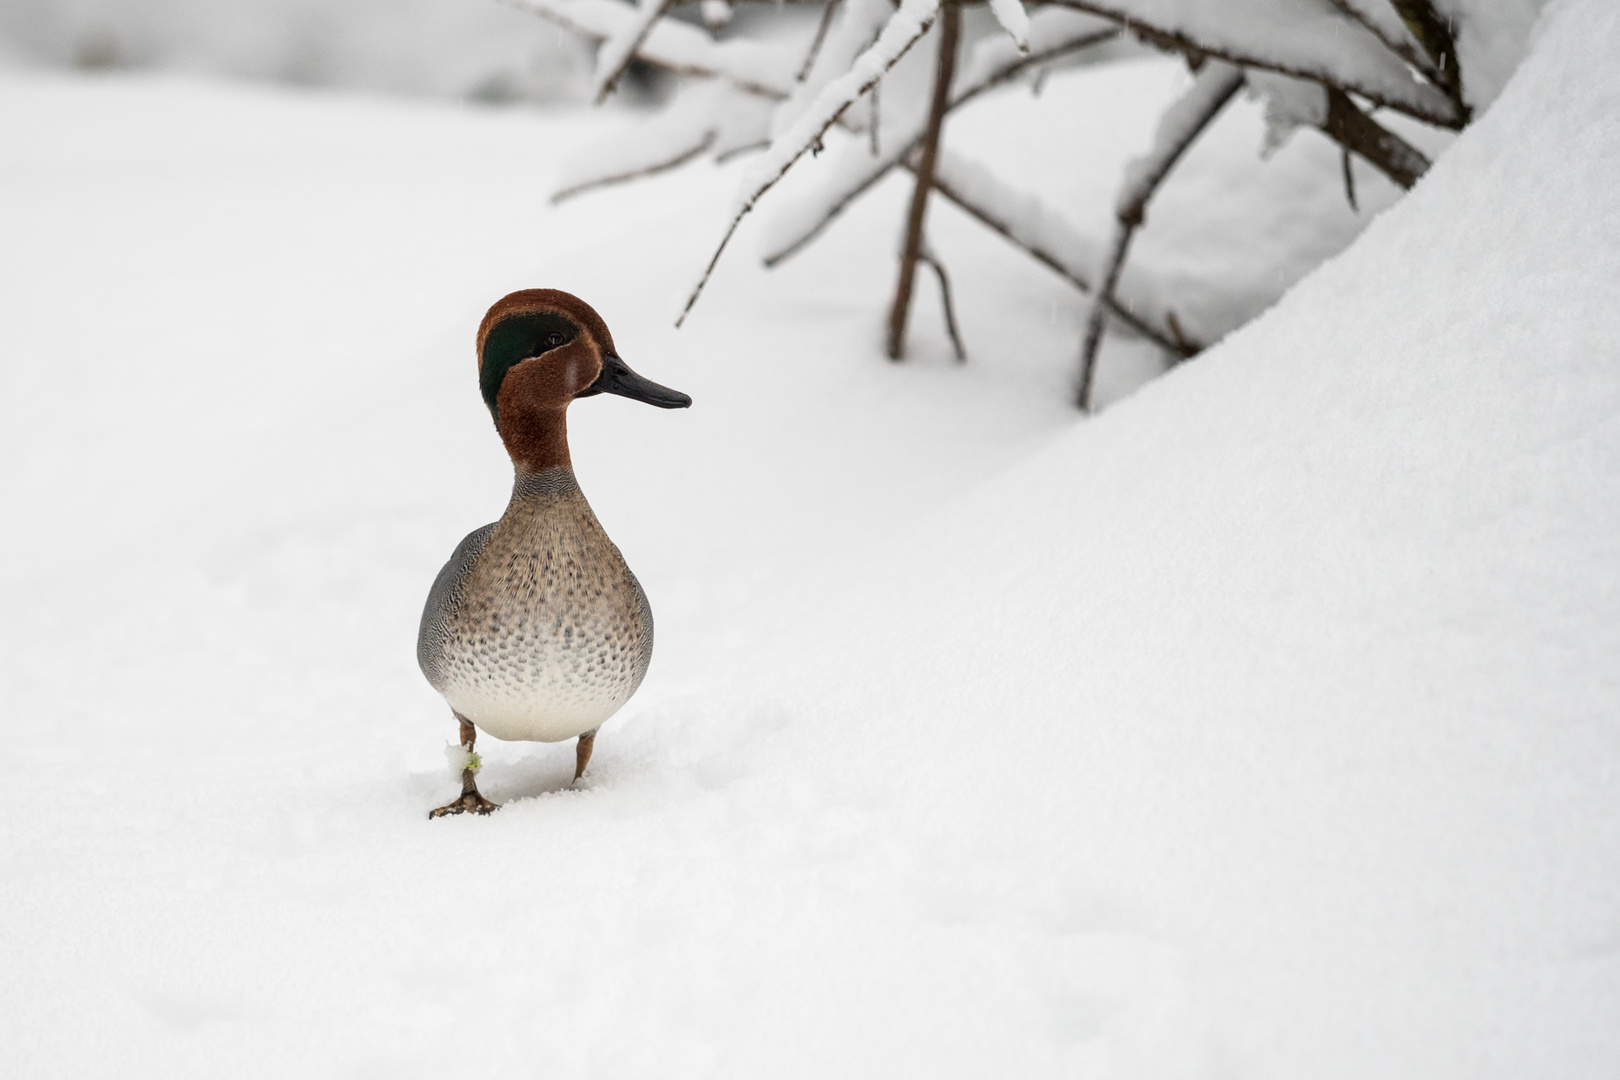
left=545, top=332, right=565, bottom=348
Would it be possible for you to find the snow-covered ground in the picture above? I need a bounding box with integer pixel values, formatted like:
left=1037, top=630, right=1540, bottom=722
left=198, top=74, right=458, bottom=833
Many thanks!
left=2, top=0, right=1618, bottom=1075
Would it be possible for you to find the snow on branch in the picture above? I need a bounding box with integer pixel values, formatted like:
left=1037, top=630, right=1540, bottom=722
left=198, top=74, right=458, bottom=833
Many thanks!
left=1116, top=61, right=1247, bottom=224
left=761, top=9, right=1118, bottom=267
left=677, top=0, right=943, bottom=325
left=1078, top=60, right=1244, bottom=409
left=987, top=0, right=1032, bottom=52
left=591, top=0, right=679, bottom=103
left=1044, top=0, right=1464, bottom=127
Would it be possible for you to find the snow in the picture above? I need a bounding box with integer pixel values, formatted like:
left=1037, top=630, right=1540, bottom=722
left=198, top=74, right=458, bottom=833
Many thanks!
left=3, top=0, right=1619, bottom=1077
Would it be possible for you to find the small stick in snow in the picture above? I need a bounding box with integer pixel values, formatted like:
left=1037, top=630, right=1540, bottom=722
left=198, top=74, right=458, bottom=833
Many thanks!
left=1077, top=60, right=1244, bottom=411
left=917, top=247, right=967, bottom=362
left=1340, top=146, right=1358, bottom=212
left=887, top=0, right=960, bottom=360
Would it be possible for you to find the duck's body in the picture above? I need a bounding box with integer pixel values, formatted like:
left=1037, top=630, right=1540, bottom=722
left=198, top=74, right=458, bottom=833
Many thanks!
left=418, top=467, right=653, bottom=744
left=419, top=288, right=688, bottom=817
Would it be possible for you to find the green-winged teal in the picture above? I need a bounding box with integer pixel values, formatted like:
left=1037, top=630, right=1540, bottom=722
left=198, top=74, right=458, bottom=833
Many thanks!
left=418, top=289, right=690, bottom=817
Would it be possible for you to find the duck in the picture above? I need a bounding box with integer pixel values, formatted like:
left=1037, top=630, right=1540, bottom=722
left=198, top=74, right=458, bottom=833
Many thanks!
left=417, top=288, right=690, bottom=817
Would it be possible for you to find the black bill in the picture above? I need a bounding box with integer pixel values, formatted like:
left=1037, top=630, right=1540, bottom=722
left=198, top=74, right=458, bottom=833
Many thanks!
left=579, top=353, right=691, bottom=408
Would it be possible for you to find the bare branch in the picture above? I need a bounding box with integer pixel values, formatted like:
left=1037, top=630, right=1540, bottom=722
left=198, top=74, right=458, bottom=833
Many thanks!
left=553, top=131, right=718, bottom=202
left=1078, top=61, right=1242, bottom=411
left=798, top=0, right=845, bottom=81
left=917, top=249, right=967, bottom=361
left=1317, top=87, right=1430, bottom=189
left=889, top=0, right=960, bottom=359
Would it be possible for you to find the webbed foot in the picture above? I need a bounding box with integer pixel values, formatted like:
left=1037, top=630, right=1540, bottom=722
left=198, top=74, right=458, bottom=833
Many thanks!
left=429, top=783, right=500, bottom=818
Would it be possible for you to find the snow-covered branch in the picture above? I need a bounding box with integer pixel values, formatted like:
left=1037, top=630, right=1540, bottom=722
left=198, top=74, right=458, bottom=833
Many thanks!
left=677, top=0, right=943, bottom=325
left=1078, top=61, right=1244, bottom=410
left=591, top=0, right=679, bottom=103
left=1042, top=0, right=1463, bottom=127
left=761, top=9, right=1118, bottom=267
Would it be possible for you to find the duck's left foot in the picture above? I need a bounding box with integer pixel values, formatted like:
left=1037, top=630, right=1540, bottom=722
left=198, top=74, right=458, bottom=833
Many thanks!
left=429, top=787, right=500, bottom=818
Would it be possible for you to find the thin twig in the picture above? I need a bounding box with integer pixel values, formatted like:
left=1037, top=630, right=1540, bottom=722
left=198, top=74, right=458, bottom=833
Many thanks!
left=1078, top=61, right=1242, bottom=410
left=593, top=0, right=680, bottom=103
left=917, top=248, right=967, bottom=361
left=675, top=0, right=942, bottom=327
left=552, top=131, right=718, bottom=203
left=869, top=78, right=881, bottom=155
left=888, top=0, right=959, bottom=359
left=1340, top=145, right=1358, bottom=211
left=798, top=0, right=844, bottom=81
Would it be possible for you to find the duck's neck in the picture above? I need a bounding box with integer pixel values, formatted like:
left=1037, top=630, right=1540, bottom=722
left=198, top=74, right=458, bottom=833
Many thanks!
left=499, top=401, right=571, bottom=473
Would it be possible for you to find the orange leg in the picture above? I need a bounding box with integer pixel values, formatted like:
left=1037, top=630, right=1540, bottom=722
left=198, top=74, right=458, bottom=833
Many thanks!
left=574, top=729, right=597, bottom=784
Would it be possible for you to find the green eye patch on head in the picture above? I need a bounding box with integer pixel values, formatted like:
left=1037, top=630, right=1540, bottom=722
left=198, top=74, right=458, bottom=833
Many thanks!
left=479, top=311, right=578, bottom=423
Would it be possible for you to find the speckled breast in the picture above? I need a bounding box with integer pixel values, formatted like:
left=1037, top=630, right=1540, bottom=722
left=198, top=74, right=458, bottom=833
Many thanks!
left=417, top=469, right=654, bottom=742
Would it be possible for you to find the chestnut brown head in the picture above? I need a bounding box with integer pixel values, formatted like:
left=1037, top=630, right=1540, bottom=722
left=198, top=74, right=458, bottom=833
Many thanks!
left=475, top=289, right=691, bottom=431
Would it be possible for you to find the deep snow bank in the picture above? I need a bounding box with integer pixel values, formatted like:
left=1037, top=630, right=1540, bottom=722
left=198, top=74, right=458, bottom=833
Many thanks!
left=747, top=0, right=1620, bottom=1073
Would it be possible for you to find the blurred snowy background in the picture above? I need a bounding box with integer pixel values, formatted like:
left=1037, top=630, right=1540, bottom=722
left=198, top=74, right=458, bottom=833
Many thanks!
left=0, top=0, right=597, bottom=101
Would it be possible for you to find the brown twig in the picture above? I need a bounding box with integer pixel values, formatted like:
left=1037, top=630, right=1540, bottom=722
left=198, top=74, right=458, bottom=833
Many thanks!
left=798, top=0, right=844, bottom=81
left=917, top=248, right=967, bottom=361
left=552, top=130, right=718, bottom=202
left=1317, top=87, right=1430, bottom=190
left=887, top=0, right=959, bottom=359
left=1078, top=62, right=1242, bottom=411
left=594, top=0, right=680, bottom=103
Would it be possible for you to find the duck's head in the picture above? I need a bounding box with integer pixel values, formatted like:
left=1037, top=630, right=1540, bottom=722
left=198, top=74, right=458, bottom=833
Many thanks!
left=475, top=289, right=690, bottom=471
